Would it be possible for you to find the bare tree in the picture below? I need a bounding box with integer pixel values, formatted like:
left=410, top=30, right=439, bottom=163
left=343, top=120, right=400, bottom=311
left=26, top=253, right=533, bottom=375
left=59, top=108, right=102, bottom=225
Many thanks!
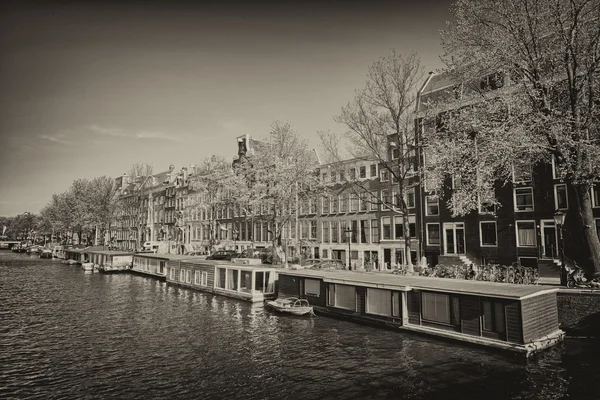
left=323, top=50, right=425, bottom=272
left=426, top=0, right=600, bottom=275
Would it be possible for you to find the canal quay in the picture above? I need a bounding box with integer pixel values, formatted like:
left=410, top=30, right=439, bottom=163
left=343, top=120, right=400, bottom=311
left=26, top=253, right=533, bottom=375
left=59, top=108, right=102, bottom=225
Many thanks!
left=1, top=251, right=599, bottom=400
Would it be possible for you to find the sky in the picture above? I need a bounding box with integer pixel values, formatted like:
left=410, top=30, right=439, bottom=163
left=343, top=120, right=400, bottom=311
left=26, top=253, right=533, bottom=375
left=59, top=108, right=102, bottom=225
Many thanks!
left=0, top=0, right=455, bottom=216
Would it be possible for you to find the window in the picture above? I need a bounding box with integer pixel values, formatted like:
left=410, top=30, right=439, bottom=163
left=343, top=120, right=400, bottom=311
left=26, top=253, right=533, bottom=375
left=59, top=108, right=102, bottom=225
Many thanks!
left=592, top=184, right=599, bottom=208
left=426, top=196, right=439, bottom=216
left=513, top=162, right=532, bottom=183
left=309, top=197, right=317, bottom=214
left=366, top=288, right=392, bottom=316
left=330, top=196, right=338, bottom=213
left=169, top=267, right=176, bottom=280
left=554, top=184, right=568, bottom=210
left=422, top=292, right=459, bottom=325
left=478, top=195, right=496, bottom=214
left=514, top=187, right=534, bottom=211
left=382, top=217, right=392, bottom=240
left=359, top=192, right=368, bottom=211
left=349, top=168, right=356, bottom=180
left=482, top=299, right=506, bottom=335
left=322, top=221, right=330, bottom=243
left=322, top=249, right=328, bottom=258
left=339, top=194, right=348, bottom=213
left=516, top=221, right=536, bottom=247
left=426, top=223, right=440, bottom=245
left=370, top=164, right=377, bottom=177
left=369, top=192, right=378, bottom=211
left=452, top=175, right=462, bottom=189
left=329, top=284, right=356, bottom=310
left=480, top=221, right=497, bottom=246
left=194, top=270, right=201, bottom=285
left=305, top=279, right=320, bottom=296
left=359, top=166, right=366, bottom=179
left=350, top=220, right=358, bottom=244
left=371, top=219, right=379, bottom=243
left=360, top=220, right=368, bottom=244
left=310, top=221, right=317, bottom=240
left=381, top=189, right=391, bottom=210
left=340, top=221, right=348, bottom=243
left=349, top=193, right=359, bottom=212
left=331, top=221, right=339, bottom=243
left=480, top=71, right=505, bottom=91
left=380, top=170, right=389, bottom=182
left=322, top=196, right=330, bottom=214
left=394, top=216, right=403, bottom=240
left=201, top=271, right=208, bottom=286
left=405, top=188, right=415, bottom=208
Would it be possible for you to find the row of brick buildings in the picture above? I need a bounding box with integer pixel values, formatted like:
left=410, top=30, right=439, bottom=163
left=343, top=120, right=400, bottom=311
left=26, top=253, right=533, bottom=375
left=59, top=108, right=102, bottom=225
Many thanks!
left=109, top=74, right=600, bottom=277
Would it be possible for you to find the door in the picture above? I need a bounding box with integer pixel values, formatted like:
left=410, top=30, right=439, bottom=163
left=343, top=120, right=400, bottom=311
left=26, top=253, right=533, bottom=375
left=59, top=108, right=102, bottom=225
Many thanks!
left=443, top=223, right=466, bottom=255
left=541, top=220, right=558, bottom=259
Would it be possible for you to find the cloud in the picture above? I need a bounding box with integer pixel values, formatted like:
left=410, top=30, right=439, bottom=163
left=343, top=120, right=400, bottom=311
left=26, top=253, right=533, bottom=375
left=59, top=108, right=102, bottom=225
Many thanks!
left=39, top=133, right=74, bottom=145
left=88, top=125, right=182, bottom=142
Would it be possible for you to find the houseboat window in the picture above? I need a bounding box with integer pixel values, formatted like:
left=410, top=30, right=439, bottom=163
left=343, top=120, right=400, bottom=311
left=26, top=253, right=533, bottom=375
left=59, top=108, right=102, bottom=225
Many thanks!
left=186, top=270, right=192, bottom=284
left=194, top=270, right=201, bottom=285
left=255, top=272, right=265, bottom=292
left=304, top=279, right=320, bottom=296
left=240, top=271, right=252, bottom=293
left=366, top=288, right=392, bottom=316
left=174, top=268, right=180, bottom=282
left=201, top=271, right=208, bottom=286
left=327, top=284, right=335, bottom=306
left=226, top=269, right=239, bottom=291
left=159, top=261, right=164, bottom=274
left=482, top=299, right=506, bottom=334
left=422, top=292, right=452, bottom=325
left=265, top=272, right=275, bottom=293
left=217, top=268, right=226, bottom=289
left=169, top=267, right=175, bottom=280
left=392, top=292, right=400, bottom=317
left=331, top=284, right=356, bottom=311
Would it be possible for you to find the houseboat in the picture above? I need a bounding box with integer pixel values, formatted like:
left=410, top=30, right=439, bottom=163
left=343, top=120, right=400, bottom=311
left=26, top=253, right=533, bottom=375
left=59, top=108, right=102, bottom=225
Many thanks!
left=165, top=258, right=278, bottom=302
left=87, top=250, right=134, bottom=273
left=64, top=248, right=85, bottom=264
left=130, top=253, right=191, bottom=280
left=52, top=245, right=65, bottom=259
left=276, top=270, right=564, bottom=357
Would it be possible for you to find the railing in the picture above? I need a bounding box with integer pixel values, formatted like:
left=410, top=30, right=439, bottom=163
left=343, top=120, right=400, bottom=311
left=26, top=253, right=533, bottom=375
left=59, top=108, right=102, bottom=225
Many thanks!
left=392, top=263, right=540, bottom=285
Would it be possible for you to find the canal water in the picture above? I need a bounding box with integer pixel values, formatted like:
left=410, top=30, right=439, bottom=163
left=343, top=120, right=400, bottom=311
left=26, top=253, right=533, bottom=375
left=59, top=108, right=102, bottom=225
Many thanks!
left=1, top=252, right=599, bottom=400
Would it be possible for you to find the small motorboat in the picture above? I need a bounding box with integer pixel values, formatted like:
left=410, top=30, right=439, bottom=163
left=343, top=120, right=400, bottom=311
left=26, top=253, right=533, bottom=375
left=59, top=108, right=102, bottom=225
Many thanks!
left=265, top=297, right=315, bottom=316
left=81, top=262, right=94, bottom=271
left=39, top=249, right=53, bottom=259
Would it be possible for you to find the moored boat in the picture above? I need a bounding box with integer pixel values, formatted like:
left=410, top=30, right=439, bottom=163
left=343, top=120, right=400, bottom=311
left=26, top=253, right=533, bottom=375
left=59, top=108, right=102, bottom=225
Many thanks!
left=265, top=297, right=315, bottom=316
left=39, top=249, right=53, bottom=259
left=81, top=262, right=94, bottom=271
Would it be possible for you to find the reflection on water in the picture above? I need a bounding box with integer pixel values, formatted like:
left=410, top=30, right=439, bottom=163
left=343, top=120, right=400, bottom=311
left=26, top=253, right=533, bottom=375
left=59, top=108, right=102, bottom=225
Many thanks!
left=1, top=251, right=599, bottom=400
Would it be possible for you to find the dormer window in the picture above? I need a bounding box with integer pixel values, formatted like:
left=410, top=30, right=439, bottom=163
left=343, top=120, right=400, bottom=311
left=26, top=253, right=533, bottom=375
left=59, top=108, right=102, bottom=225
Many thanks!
left=349, top=168, right=356, bottom=180
left=359, top=166, right=366, bottom=179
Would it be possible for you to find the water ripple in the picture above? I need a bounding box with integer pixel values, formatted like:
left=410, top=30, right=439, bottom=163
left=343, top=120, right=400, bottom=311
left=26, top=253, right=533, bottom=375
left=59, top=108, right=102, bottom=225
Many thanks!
left=1, top=251, right=599, bottom=399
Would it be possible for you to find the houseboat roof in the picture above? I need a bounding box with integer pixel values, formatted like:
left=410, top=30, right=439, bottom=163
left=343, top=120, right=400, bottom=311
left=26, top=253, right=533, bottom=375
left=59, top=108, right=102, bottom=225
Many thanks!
left=134, top=253, right=197, bottom=261
left=87, top=250, right=134, bottom=256
left=280, top=270, right=559, bottom=300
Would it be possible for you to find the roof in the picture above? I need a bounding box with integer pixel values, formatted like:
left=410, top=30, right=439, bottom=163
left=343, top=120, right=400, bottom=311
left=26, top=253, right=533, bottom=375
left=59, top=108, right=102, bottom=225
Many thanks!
left=279, top=270, right=559, bottom=300
left=133, top=253, right=197, bottom=261
left=86, top=250, right=134, bottom=256
left=421, top=72, right=455, bottom=94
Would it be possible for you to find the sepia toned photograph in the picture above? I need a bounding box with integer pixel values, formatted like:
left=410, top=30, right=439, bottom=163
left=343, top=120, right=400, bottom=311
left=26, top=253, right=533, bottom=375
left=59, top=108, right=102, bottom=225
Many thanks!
left=1, top=0, right=599, bottom=399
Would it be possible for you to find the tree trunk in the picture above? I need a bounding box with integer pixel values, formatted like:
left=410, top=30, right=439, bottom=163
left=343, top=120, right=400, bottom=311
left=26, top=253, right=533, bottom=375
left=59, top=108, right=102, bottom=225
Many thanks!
left=574, top=184, right=600, bottom=276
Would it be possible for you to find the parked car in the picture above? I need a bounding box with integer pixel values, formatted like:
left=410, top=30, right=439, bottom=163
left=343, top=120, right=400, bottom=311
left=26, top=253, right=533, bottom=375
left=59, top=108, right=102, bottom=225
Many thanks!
left=302, top=258, right=345, bottom=270
left=206, top=250, right=239, bottom=261
left=185, top=250, right=209, bottom=258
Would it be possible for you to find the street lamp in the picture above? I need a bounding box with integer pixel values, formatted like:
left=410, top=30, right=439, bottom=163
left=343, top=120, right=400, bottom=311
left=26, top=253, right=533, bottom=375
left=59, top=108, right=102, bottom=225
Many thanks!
left=344, top=228, right=353, bottom=270
left=553, top=210, right=566, bottom=285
